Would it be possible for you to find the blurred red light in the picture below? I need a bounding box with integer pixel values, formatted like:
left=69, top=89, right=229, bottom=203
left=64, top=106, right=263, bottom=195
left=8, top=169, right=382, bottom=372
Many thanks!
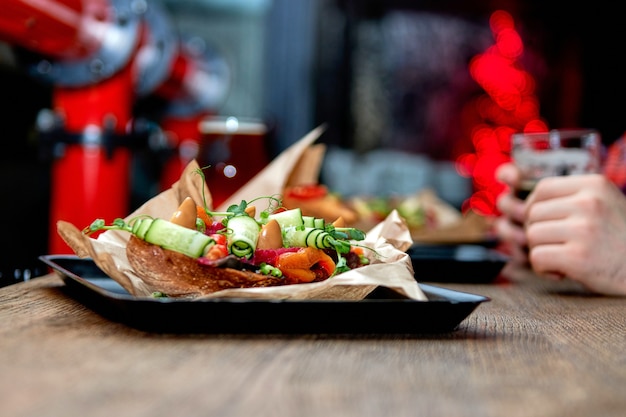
left=496, top=28, right=523, bottom=58
left=489, top=10, right=515, bottom=34
left=468, top=190, right=498, bottom=215
left=524, top=120, right=549, bottom=132
left=455, top=153, right=477, bottom=176
left=464, top=10, right=548, bottom=214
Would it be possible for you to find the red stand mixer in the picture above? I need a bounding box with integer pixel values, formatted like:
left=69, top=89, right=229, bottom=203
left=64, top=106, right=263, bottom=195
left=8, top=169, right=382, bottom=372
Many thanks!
left=0, top=0, right=229, bottom=254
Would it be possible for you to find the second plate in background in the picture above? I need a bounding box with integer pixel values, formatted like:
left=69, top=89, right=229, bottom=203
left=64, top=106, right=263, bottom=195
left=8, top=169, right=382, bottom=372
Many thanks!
left=408, top=244, right=508, bottom=283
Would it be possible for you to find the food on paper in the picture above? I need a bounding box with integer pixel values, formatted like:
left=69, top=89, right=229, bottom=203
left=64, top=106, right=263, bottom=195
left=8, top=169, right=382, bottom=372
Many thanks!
left=350, top=189, right=460, bottom=230
left=349, top=189, right=492, bottom=243
left=82, top=171, right=371, bottom=298
left=57, top=138, right=428, bottom=301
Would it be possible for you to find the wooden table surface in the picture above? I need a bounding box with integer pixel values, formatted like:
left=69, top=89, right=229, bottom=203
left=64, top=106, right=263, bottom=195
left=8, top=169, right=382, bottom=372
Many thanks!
left=1, top=272, right=624, bottom=417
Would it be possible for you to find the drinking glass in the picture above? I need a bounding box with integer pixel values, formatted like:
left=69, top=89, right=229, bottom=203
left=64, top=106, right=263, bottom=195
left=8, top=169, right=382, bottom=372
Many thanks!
left=198, top=116, right=270, bottom=207
left=511, top=129, right=602, bottom=200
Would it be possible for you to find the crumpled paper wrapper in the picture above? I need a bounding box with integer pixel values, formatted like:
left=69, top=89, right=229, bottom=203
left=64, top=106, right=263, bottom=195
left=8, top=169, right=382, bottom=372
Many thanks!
left=216, top=125, right=328, bottom=211
left=56, top=126, right=427, bottom=301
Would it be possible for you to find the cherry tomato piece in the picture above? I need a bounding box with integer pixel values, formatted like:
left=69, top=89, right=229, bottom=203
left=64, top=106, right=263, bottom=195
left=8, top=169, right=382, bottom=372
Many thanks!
left=285, top=184, right=328, bottom=200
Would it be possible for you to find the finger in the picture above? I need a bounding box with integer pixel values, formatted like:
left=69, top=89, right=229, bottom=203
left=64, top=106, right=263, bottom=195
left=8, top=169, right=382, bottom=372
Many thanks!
left=496, top=192, right=526, bottom=224
left=495, top=163, right=520, bottom=187
left=493, top=216, right=527, bottom=246
left=526, top=175, right=615, bottom=224
left=526, top=219, right=572, bottom=246
left=526, top=174, right=602, bottom=205
left=525, top=197, right=575, bottom=225
left=529, top=244, right=577, bottom=278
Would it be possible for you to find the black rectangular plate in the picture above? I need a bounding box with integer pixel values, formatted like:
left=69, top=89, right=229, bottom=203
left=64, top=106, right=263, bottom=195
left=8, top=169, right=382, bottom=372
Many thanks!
left=408, top=244, right=508, bottom=283
left=39, top=255, right=490, bottom=335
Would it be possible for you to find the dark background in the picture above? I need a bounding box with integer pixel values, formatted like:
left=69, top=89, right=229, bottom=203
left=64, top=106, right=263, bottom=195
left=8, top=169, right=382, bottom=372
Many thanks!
left=317, top=1, right=626, bottom=148
left=1, top=0, right=625, bottom=283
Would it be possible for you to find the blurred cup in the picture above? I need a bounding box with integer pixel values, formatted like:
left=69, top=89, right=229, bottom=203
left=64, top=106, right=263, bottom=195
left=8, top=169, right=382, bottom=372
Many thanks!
left=511, top=129, right=602, bottom=200
left=198, top=116, right=270, bottom=207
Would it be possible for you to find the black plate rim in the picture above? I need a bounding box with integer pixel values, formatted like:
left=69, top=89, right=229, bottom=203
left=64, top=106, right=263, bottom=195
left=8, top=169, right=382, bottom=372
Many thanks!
left=39, top=254, right=490, bottom=334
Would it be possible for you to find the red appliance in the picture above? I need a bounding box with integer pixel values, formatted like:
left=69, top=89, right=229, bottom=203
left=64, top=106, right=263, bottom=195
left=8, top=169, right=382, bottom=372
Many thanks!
left=0, top=0, right=142, bottom=254
left=0, top=0, right=229, bottom=254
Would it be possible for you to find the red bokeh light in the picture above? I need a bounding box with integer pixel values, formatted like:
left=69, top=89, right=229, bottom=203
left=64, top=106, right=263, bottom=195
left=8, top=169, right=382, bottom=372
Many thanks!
left=460, top=9, right=548, bottom=215
left=489, top=10, right=515, bottom=33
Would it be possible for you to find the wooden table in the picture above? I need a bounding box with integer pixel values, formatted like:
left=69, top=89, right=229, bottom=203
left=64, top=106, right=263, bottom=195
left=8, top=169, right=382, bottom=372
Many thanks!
left=1, top=272, right=624, bottom=417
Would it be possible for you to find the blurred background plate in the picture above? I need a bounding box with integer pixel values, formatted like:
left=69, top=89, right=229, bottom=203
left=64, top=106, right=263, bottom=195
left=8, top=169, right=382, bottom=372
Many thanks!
left=408, top=244, right=508, bottom=283
left=409, top=210, right=497, bottom=246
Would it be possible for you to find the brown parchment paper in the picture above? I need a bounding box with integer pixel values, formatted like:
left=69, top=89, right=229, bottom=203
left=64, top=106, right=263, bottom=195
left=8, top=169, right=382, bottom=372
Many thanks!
left=215, top=125, right=327, bottom=211
left=56, top=127, right=427, bottom=301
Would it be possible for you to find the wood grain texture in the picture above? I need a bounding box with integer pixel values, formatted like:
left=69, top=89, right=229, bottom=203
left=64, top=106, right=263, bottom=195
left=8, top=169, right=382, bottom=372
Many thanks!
left=1, top=274, right=624, bottom=417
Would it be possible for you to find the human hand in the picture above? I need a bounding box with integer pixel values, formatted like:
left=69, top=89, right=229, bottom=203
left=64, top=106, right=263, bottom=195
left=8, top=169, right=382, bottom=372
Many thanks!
left=493, top=163, right=530, bottom=266
left=525, top=174, right=626, bottom=295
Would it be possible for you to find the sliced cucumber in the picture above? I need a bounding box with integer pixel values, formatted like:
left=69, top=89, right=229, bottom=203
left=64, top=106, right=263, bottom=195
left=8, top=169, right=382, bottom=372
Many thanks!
left=303, top=216, right=325, bottom=229
left=226, top=215, right=260, bottom=259
left=268, top=208, right=304, bottom=229
left=140, top=218, right=214, bottom=258
left=283, top=227, right=332, bottom=249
